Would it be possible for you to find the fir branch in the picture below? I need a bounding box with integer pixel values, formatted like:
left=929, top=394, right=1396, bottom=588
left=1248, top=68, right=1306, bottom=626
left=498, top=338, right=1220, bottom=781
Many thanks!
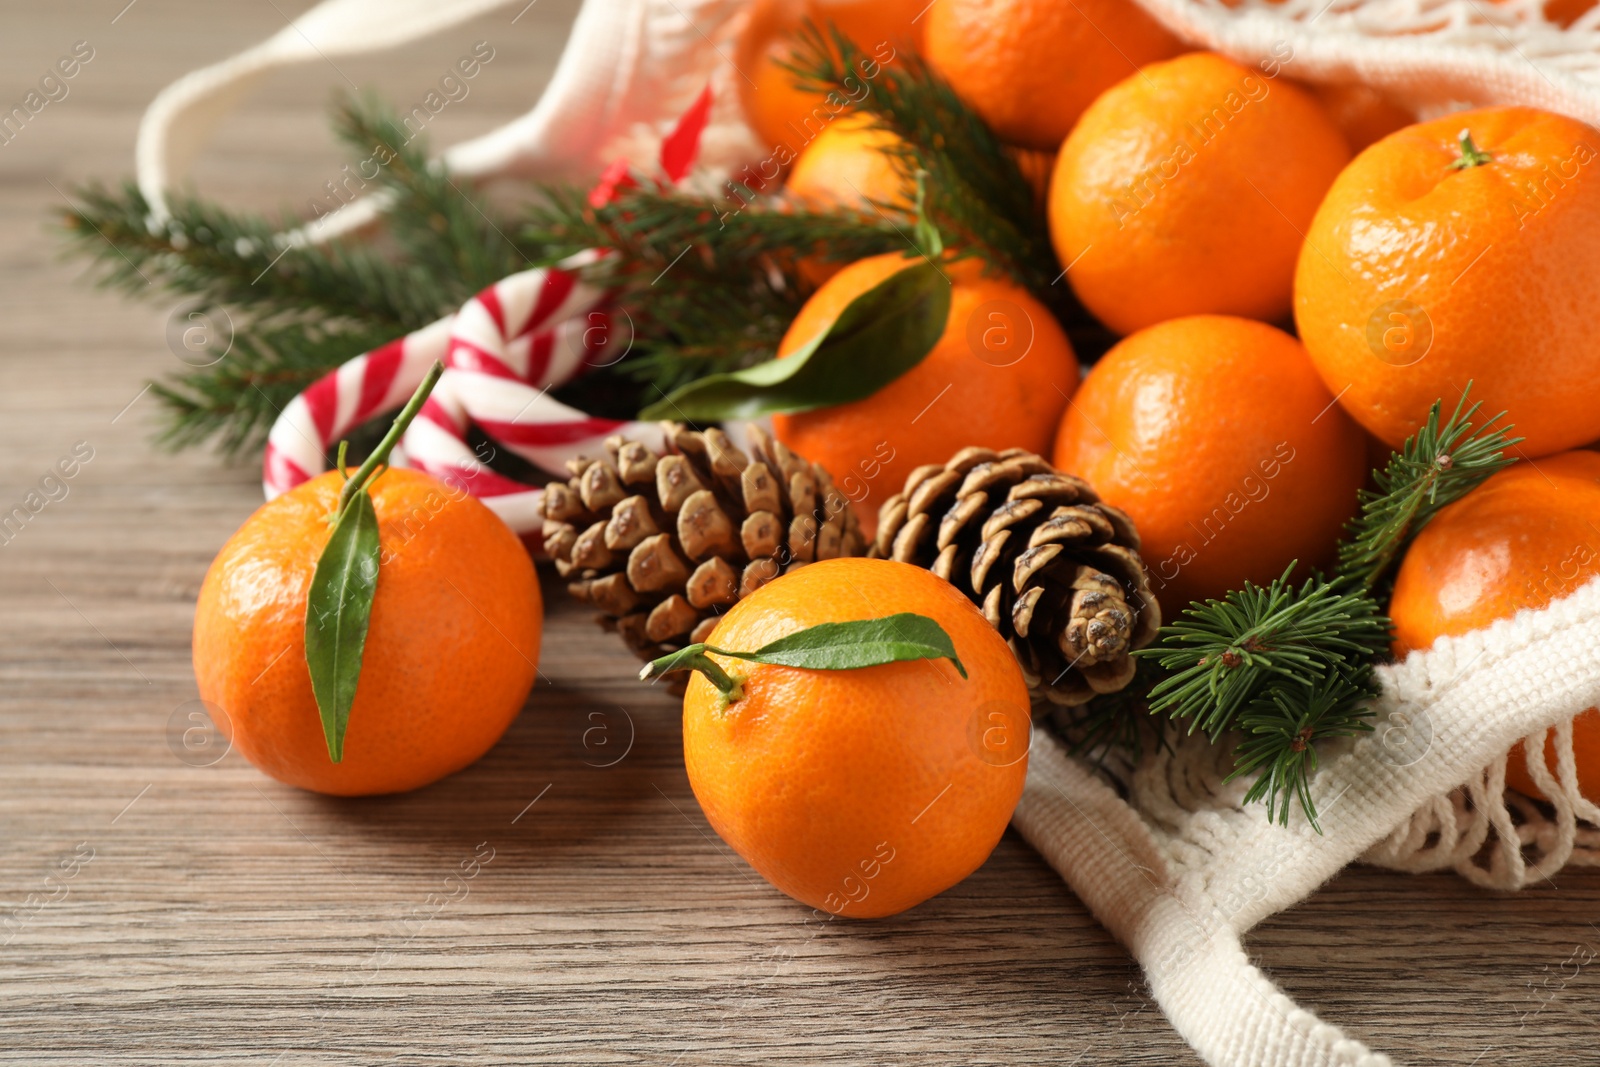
left=1126, top=387, right=1520, bottom=828
left=329, top=96, right=534, bottom=295
left=785, top=25, right=1043, bottom=277
left=1335, top=384, right=1521, bottom=593
left=152, top=318, right=396, bottom=457
left=1136, top=567, right=1390, bottom=741
left=1229, top=670, right=1377, bottom=831
left=521, top=182, right=902, bottom=395
left=61, top=97, right=545, bottom=456
left=1134, top=567, right=1390, bottom=828
left=60, top=181, right=446, bottom=332
left=523, top=181, right=902, bottom=277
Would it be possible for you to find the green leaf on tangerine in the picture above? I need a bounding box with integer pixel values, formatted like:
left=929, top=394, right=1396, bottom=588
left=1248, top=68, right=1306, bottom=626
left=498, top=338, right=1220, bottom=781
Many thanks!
left=304, top=491, right=380, bottom=762
left=638, top=259, right=952, bottom=421
left=640, top=612, right=968, bottom=699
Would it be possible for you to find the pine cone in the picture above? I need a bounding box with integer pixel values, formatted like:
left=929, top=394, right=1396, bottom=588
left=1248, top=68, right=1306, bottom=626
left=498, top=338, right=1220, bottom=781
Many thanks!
left=540, top=422, right=867, bottom=669
left=873, top=447, right=1160, bottom=706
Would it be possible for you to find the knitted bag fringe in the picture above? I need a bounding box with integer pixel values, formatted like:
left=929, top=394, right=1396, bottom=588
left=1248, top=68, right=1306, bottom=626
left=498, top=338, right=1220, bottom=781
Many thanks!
left=134, top=2, right=1600, bottom=1064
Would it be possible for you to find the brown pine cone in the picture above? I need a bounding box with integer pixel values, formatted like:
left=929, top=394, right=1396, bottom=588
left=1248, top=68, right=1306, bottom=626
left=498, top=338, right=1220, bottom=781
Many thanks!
left=539, top=422, right=867, bottom=668
left=873, top=447, right=1160, bottom=706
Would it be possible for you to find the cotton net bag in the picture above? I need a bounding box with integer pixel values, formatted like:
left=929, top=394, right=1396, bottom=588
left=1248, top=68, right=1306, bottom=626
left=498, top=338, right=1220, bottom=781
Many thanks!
left=135, top=1, right=1600, bottom=1064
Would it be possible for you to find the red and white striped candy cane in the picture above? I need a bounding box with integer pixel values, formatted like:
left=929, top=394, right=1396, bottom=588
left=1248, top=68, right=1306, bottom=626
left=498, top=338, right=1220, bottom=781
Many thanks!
left=262, top=264, right=663, bottom=535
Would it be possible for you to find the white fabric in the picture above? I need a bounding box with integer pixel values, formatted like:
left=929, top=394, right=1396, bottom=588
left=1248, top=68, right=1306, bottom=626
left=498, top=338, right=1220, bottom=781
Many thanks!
left=133, top=2, right=1600, bottom=1064
left=1139, top=0, right=1600, bottom=127
left=1015, top=574, right=1600, bottom=1066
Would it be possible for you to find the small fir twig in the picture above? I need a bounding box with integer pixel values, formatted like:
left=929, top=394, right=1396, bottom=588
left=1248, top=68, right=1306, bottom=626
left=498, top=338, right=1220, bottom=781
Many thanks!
left=784, top=21, right=1107, bottom=350
left=1133, top=566, right=1390, bottom=828
left=150, top=317, right=397, bottom=457
left=62, top=94, right=898, bottom=448
left=1137, top=567, right=1390, bottom=741
left=1334, top=384, right=1520, bottom=594
left=1229, top=670, right=1378, bottom=831
left=1121, top=386, right=1518, bottom=828
left=60, top=96, right=527, bottom=456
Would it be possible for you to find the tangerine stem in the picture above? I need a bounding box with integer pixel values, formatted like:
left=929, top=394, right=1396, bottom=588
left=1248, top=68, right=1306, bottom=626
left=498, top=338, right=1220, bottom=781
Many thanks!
left=911, top=169, right=943, bottom=259
left=1450, top=128, right=1492, bottom=170
left=640, top=644, right=746, bottom=704
left=334, top=361, right=444, bottom=515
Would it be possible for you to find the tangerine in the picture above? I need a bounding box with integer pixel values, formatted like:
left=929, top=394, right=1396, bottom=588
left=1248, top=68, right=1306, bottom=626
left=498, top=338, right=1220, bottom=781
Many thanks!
left=1049, top=52, right=1350, bottom=336
left=680, top=557, right=1030, bottom=917
left=1295, top=106, right=1600, bottom=455
left=923, top=0, right=1184, bottom=151
left=770, top=253, right=1079, bottom=536
left=786, top=113, right=913, bottom=212
left=1306, top=80, right=1414, bottom=152
left=193, top=469, right=542, bottom=795
left=736, top=0, right=922, bottom=160
left=1051, top=314, right=1366, bottom=612
left=1389, top=451, right=1600, bottom=803
left=1008, top=145, right=1057, bottom=212
left=1545, top=0, right=1598, bottom=24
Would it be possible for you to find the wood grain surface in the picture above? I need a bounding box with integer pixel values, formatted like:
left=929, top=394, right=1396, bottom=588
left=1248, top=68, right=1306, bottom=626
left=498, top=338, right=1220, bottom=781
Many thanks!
left=1, top=3, right=1597, bottom=1064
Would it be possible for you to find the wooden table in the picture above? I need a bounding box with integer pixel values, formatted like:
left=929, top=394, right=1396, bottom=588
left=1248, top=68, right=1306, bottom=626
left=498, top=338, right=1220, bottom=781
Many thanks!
left=2, top=3, right=1596, bottom=1063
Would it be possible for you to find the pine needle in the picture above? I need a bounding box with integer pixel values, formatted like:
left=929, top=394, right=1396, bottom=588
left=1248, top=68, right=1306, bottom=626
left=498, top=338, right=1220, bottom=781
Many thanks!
left=1137, top=566, right=1390, bottom=740
left=1335, top=383, right=1521, bottom=593
left=1229, top=670, right=1377, bottom=832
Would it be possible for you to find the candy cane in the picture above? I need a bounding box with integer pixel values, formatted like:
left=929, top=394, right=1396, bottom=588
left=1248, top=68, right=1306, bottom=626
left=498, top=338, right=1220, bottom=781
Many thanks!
left=263, top=315, right=450, bottom=498
left=262, top=264, right=663, bottom=534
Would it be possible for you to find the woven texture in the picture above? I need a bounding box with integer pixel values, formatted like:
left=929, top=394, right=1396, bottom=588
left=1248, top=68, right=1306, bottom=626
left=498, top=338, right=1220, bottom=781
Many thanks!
left=1014, top=575, right=1600, bottom=1066
left=134, top=2, right=1600, bottom=1063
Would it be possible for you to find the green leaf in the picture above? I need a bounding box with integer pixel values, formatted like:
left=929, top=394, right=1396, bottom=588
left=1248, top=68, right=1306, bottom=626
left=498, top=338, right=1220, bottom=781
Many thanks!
left=298, top=362, right=441, bottom=764
left=726, top=613, right=968, bottom=677
left=304, top=491, right=381, bottom=762
left=638, top=259, right=951, bottom=421
left=640, top=612, right=968, bottom=700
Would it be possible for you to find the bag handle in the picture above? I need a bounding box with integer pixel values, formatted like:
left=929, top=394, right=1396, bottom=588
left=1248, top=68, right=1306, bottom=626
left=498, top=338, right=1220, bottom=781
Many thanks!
left=1015, top=733, right=1393, bottom=1066
left=135, top=0, right=755, bottom=239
